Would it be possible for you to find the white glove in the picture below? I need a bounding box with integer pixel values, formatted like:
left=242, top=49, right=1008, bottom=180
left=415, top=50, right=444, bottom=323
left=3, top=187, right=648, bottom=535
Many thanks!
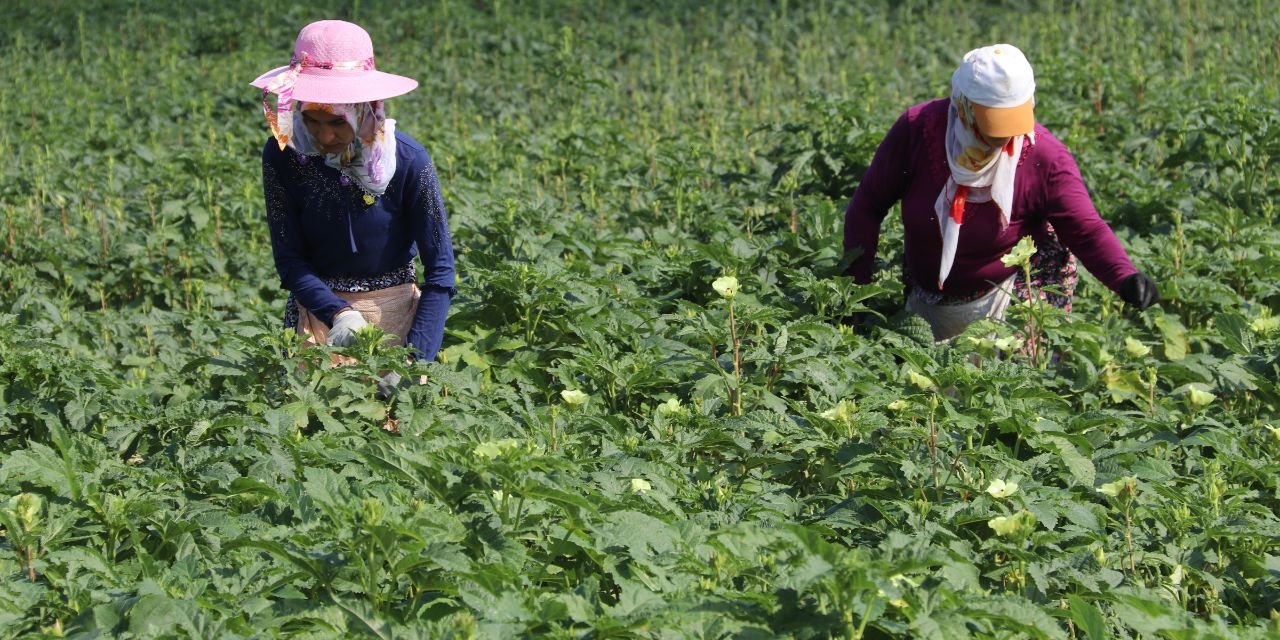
left=327, top=309, right=368, bottom=347
left=376, top=371, right=403, bottom=401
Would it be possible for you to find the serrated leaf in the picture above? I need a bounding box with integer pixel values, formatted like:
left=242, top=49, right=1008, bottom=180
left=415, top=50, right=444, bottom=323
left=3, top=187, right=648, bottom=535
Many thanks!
left=1154, top=313, right=1188, bottom=361
left=127, top=595, right=199, bottom=637
left=1041, top=435, right=1096, bottom=488
left=595, top=510, right=678, bottom=563
left=0, top=443, right=71, bottom=495
left=1068, top=595, right=1107, bottom=640
left=967, top=596, right=1067, bottom=639
left=1214, top=313, right=1253, bottom=355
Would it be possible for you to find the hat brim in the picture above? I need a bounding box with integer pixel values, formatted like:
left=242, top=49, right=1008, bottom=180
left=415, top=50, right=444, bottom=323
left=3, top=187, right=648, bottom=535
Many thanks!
left=971, top=98, right=1034, bottom=138
left=250, top=65, right=418, bottom=103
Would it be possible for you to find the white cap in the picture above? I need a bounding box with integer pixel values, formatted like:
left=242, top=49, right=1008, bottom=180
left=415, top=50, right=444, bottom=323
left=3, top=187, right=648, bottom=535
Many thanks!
left=951, top=44, right=1036, bottom=137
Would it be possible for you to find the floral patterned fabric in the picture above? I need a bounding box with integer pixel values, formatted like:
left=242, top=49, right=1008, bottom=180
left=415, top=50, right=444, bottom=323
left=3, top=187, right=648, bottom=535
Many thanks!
left=1012, top=226, right=1077, bottom=311
left=287, top=100, right=398, bottom=197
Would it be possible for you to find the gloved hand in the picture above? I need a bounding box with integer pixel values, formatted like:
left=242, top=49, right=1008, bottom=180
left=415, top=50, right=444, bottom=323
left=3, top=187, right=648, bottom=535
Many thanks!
left=1119, top=273, right=1160, bottom=310
left=327, top=308, right=368, bottom=347
left=376, top=371, right=403, bottom=401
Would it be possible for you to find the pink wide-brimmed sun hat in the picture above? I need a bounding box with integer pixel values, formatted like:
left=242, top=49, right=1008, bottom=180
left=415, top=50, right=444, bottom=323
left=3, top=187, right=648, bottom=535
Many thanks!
left=251, top=20, right=418, bottom=104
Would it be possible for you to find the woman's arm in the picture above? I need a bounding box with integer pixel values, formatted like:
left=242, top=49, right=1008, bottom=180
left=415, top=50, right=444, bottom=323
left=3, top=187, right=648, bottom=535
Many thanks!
left=1037, top=142, right=1139, bottom=295
left=843, top=110, right=915, bottom=283
left=262, top=143, right=352, bottom=325
left=402, top=145, right=457, bottom=361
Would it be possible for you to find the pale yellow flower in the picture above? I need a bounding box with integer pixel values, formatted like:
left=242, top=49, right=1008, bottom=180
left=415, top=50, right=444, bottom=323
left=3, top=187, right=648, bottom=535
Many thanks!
left=988, top=510, right=1037, bottom=540
left=1124, top=338, right=1151, bottom=358
left=1098, top=476, right=1138, bottom=499
left=561, top=389, right=589, bottom=407
left=820, top=399, right=857, bottom=423
left=1250, top=315, right=1280, bottom=335
left=629, top=478, right=652, bottom=493
left=1186, top=387, right=1215, bottom=408
left=473, top=438, right=522, bottom=460
left=712, top=276, right=740, bottom=300
left=656, top=397, right=686, bottom=416
left=906, top=369, right=935, bottom=391
left=985, top=478, right=1019, bottom=498
left=993, top=336, right=1024, bottom=352
left=999, top=236, right=1037, bottom=269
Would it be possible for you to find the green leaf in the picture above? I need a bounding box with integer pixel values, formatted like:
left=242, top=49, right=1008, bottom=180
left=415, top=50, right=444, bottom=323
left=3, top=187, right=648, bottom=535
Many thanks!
left=967, top=596, right=1067, bottom=639
left=1214, top=313, right=1253, bottom=355
left=0, top=443, right=72, bottom=495
left=1154, top=313, right=1188, bottom=360
left=1110, top=590, right=1184, bottom=636
left=301, top=466, right=353, bottom=511
left=1068, top=595, right=1107, bottom=640
left=1041, top=435, right=1096, bottom=488
left=595, top=510, right=679, bottom=563
left=127, top=595, right=199, bottom=637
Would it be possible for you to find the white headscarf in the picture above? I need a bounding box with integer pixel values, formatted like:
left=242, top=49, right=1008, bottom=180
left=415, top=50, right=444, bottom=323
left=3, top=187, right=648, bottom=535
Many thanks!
left=290, top=101, right=398, bottom=196
left=932, top=93, right=1035, bottom=290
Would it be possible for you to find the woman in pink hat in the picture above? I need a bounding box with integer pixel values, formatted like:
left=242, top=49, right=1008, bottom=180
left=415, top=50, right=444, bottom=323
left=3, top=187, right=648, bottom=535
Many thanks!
left=843, top=44, right=1158, bottom=341
left=252, top=20, right=455, bottom=385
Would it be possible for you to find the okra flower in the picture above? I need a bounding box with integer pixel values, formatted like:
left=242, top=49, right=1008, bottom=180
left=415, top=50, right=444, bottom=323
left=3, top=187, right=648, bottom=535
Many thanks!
left=1124, top=337, right=1150, bottom=358
left=712, top=276, right=739, bottom=300
left=561, top=389, right=589, bottom=407
left=656, top=397, right=687, bottom=416
left=1098, top=476, right=1138, bottom=499
left=985, top=478, right=1019, bottom=498
left=988, top=510, right=1037, bottom=540
left=906, top=369, right=936, bottom=390
left=1186, top=386, right=1215, bottom=408
left=820, top=399, right=857, bottom=424
left=999, top=236, right=1037, bottom=269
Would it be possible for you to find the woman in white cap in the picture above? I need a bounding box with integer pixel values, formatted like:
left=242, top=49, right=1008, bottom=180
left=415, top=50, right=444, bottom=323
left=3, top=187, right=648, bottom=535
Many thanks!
left=843, top=44, right=1158, bottom=341
left=251, top=20, right=455, bottom=376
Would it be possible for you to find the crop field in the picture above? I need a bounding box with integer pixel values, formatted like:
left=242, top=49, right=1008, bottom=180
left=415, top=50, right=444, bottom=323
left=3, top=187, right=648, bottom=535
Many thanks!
left=2, top=0, right=1279, bottom=637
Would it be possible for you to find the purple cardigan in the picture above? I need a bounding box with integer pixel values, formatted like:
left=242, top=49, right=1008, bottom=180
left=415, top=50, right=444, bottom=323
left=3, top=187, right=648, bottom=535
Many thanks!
left=843, top=99, right=1137, bottom=296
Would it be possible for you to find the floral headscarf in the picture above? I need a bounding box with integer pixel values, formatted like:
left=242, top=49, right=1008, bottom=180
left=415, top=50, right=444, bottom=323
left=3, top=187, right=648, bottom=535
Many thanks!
left=932, top=94, right=1035, bottom=290
left=287, top=100, right=398, bottom=197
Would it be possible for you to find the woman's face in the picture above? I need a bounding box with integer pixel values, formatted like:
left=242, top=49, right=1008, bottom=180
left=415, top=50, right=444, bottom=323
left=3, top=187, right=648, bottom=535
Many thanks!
left=976, top=128, right=1011, bottom=150
left=302, top=109, right=354, bottom=154
left=957, top=101, right=1012, bottom=150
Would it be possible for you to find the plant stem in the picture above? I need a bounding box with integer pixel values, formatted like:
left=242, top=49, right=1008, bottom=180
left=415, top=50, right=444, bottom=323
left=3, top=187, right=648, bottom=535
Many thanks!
left=851, top=594, right=878, bottom=640
left=1021, top=262, right=1041, bottom=368
left=550, top=405, right=559, bottom=452
left=728, top=300, right=742, bottom=416
left=1125, top=501, right=1136, bottom=575
left=928, top=395, right=940, bottom=498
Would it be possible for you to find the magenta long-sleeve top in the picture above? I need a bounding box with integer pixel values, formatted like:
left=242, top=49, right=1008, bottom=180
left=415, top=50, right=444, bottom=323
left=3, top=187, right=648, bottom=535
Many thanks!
left=843, top=98, right=1138, bottom=296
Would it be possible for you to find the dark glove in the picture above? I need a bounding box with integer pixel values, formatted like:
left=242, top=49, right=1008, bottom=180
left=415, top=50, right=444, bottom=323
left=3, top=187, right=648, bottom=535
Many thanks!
left=1119, top=273, right=1160, bottom=310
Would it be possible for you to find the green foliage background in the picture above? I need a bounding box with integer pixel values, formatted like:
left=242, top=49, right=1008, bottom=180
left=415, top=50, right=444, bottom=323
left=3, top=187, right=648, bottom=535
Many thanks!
left=2, top=0, right=1278, bottom=637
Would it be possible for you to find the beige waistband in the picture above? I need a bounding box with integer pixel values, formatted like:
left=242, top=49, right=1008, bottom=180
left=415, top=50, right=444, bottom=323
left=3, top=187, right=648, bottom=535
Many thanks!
left=297, top=283, right=421, bottom=361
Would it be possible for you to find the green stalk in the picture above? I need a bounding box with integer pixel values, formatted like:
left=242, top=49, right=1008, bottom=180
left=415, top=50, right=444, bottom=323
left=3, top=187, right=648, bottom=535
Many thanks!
left=728, top=299, right=742, bottom=416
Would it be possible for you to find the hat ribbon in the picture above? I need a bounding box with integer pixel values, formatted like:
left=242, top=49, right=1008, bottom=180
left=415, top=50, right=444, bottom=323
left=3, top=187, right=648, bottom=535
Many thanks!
left=261, top=53, right=377, bottom=150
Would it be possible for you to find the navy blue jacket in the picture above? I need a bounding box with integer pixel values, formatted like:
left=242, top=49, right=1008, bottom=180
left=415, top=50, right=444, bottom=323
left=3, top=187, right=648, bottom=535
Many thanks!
left=262, top=131, right=455, bottom=360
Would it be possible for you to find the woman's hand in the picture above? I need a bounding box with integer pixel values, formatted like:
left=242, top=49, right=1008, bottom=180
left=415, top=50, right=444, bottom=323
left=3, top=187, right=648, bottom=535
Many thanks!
left=377, top=371, right=403, bottom=401
left=1120, top=273, right=1160, bottom=310
left=327, top=308, right=369, bottom=346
